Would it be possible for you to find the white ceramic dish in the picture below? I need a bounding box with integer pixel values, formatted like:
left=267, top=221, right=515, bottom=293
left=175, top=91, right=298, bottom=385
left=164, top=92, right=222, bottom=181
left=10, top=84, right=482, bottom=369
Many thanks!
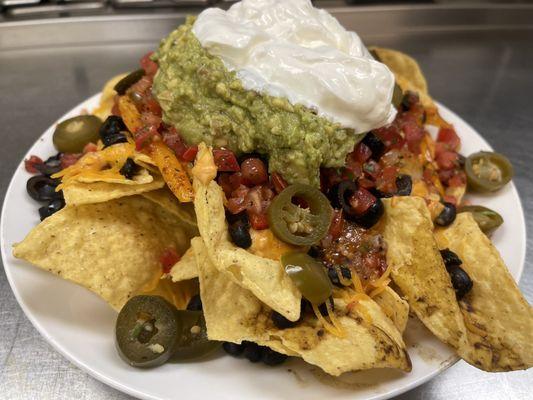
left=1, top=94, right=526, bottom=400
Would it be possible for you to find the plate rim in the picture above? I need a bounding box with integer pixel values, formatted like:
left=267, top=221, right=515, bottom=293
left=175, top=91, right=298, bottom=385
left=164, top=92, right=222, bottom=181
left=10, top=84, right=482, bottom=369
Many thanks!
left=0, top=96, right=527, bottom=400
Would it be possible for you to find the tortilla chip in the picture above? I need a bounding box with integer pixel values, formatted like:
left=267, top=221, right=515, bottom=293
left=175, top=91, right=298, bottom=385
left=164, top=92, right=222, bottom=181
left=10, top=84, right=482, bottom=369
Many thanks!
left=373, top=286, right=409, bottom=334
left=169, top=245, right=199, bottom=282
left=13, top=196, right=191, bottom=310
left=76, top=167, right=154, bottom=185
left=435, top=213, right=533, bottom=371
left=382, top=197, right=469, bottom=351
left=141, top=187, right=197, bottom=227
left=194, top=238, right=411, bottom=376
left=143, top=277, right=198, bottom=311
left=370, top=47, right=434, bottom=110
left=92, top=73, right=127, bottom=121
left=193, top=177, right=301, bottom=321
left=63, top=177, right=164, bottom=205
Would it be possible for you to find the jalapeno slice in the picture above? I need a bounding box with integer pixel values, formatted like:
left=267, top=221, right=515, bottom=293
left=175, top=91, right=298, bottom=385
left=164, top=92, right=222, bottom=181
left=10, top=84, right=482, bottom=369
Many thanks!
left=53, top=115, right=102, bottom=153
left=115, top=295, right=181, bottom=368
left=458, top=205, right=503, bottom=236
left=267, top=184, right=333, bottom=246
left=282, top=252, right=332, bottom=305
left=172, top=310, right=220, bottom=361
left=465, top=151, right=513, bottom=192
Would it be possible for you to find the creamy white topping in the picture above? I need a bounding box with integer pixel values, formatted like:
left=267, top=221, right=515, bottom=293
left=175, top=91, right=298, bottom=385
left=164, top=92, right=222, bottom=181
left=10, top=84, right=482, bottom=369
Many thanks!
left=192, top=0, right=396, bottom=132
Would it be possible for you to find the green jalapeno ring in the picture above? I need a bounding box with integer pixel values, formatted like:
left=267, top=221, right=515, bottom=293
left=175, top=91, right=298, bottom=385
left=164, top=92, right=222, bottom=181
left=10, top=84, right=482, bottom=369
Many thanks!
left=267, top=184, right=333, bottom=246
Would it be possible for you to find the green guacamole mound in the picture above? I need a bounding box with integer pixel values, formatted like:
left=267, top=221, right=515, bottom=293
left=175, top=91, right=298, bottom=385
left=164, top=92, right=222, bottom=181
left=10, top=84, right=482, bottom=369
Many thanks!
left=153, top=17, right=363, bottom=186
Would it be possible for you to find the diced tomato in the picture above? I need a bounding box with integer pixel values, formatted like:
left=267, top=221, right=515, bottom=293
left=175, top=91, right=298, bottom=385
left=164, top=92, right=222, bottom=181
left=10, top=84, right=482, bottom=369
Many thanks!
left=134, top=125, right=159, bottom=150
left=213, top=149, right=240, bottom=172
left=226, top=184, right=249, bottom=214
left=140, top=112, right=162, bottom=129
left=141, top=97, right=162, bottom=117
left=345, top=158, right=363, bottom=178
left=438, top=168, right=454, bottom=185
left=140, top=52, right=158, bottom=77
left=358, top=177, right=375, bottom=189
left=227, top=197, right=247, bottom=215
left=353, top=142, right=372, bottom=163
left=60, top=153, right=82, bottom=169
left=375, top=166, right=398, bottom=194
left=348, top=188, right=376, bottom=215
left=271, top=172, right=288, bottom=194
left=248, top=212, right=269, bottom=230
left=436, top=150, right=458, bottom=170
left=245, top=186, right=263, bottom=215
left=402, top=119, right=425, bottom=154
left=181, top=146, right=198, bottom=162
left=24, top=155, right=43, bottom=173
left=328, top=209, right=344, bottom=241
left=448, top=172, right=466, bottom=187
left=160, top=248, right=180, bottom=274
left=373, top=125, right=405, bottom=150
left=443, top=195, right=458, bottom=206
left=363, top=252, right=388, bottom=277
left=437, top=127, right=460, bottom=151
left=82, top=142, right=98, bottom=153
left=162, top=128, right=188, bottom=157
left=363, top=160, right=381, bottom=180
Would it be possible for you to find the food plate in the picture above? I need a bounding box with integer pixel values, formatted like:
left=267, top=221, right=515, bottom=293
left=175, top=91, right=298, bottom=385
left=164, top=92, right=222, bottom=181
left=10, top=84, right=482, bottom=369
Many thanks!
left=1, top=92, right=526, bottom=400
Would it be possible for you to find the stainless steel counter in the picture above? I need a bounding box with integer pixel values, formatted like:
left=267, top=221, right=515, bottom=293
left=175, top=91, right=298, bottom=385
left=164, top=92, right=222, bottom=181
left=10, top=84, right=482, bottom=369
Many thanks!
left=1, top=5, right=532, bottom=400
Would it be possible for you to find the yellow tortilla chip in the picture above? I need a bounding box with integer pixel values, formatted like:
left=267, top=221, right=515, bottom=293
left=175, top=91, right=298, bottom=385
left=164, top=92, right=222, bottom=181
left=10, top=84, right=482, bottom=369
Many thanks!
left=193, top=238, right=411, bottom=376
left=169, top=245, right=199, bottom=282
left=92, top=73, right=127, bottom=121
left=193, top=176, right=301, bottom=322
left=143, top=277, right=198, bottom=311
left=370, top=47, right=434, bottom=110
left=141, top=187, right=197, bottom=228
left=13, top=196, right=192, bottom=310
left=63, top=177, right=164, bottom=206
left=382, top=197, right=469, bottom=351
left=435, top=213, right=533, bottom=371
left=373, top=286, right=409, bottom=334
left=76, top=167, right=154, bottom=185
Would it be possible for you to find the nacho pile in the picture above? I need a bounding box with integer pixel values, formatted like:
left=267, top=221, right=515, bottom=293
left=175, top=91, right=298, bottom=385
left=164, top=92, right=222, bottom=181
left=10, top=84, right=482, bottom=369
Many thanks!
left=14, top=33, right=531, bottom=382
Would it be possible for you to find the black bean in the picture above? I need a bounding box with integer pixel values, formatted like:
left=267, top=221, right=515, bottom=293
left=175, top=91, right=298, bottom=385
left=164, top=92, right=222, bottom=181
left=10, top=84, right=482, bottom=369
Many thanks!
left=395, top=174, right=412, bottom=196
left=440, top=248, right=462, bottom=267
left=435, top=202, right=456, bottom=227
left=307, top=246, right=322, bottom=258
left=114, top=69, right=145, bottom=95
left=355, top=197, right=384, bottom=229
left=327, top=266, right=352, bottom=287
left=401, top=91, right=419, bottom=111
left=186, top=294, right=202, bottom=311
left=261, top=348, right=288, bottom=366
left=119, top=158, right=137, bottom=180
left=228, top=218, right=252, bottom=249
left=100, top=116, right=128, bottom=147
left=271, top=311, right=296, bottom=330
left=362, top=132, right=385, bottom=160
left=222, top=342, right=244, bottom=357
left=447, top=264, right=473, bottom=300
left=39, top=198, right=65, bottom=220
left=242, top=342, right=263, bottom=363
left=26, top=175, right=61, bottom=202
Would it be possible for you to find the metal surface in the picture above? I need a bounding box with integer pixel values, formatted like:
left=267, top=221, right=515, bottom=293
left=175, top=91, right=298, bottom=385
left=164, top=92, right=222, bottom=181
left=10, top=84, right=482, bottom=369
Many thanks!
left=1, top=5, right=532, bottom=400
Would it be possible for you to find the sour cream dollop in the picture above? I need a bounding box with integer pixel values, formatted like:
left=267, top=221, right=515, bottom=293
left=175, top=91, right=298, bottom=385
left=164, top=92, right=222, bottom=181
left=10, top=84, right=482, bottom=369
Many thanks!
left=192, top=0, right=396, bottom=132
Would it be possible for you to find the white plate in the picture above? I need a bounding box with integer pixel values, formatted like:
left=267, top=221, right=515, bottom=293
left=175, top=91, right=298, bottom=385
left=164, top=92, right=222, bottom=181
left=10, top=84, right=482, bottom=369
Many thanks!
left=1, top=94, right=526, bottom=400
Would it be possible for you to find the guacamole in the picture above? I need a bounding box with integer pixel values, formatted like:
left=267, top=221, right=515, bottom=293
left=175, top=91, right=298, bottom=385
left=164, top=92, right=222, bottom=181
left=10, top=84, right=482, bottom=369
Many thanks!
left=153, top=18, right=363, bottom=186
